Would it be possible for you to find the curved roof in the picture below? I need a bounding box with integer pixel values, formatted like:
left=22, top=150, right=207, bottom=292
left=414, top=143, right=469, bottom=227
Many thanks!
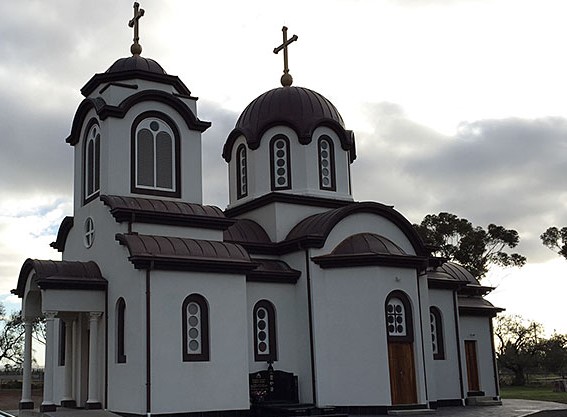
left=80, top=56, right=192, bottom=98
left=13, top=259, right=106, bottom=297
left=223, top=86, right=356, bottom=162
left=116, top=233, right=255, bottom=273
left=284, top=202, right=427, bottom=256
left=102, top=195, right=231, bottom=229
left=247, top=258, right=300, bottom=284
left=224, top=219, right=272, bottom=244
left=50, top=216, right=74, bottom=252
left=428, top=261, right=480, bottom=285
left=106, top=56, right=166, bottom=74
left=331, top=233, right=407, bottom=256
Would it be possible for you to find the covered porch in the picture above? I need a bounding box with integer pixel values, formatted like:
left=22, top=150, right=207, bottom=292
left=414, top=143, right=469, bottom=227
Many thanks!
left=12, top=259, right=107, bottom=412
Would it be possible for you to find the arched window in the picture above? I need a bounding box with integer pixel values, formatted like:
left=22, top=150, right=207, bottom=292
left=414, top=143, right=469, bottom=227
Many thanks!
left=182, top=294, right=210, bottom=362
left=430, top=306, right=445, bottom=360
left=116, top=298, right=126, bottom=363
left=253, top=300, right=277, bottom=362
left=385, top=291, right=414, bottom=342
left=132, top=113, right=180, bottom=197
left=236, top=144, right=248, bottom=199
left=84, top=120, right=100, bottom=203
left=270, top=135, right=291, bottom=190
left=318, top=135, right=336, bottom=191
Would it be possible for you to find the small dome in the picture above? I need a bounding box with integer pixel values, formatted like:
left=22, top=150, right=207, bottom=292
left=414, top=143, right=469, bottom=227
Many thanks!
left=106, top=55, right=166, bottom=74
left=223, top=86, right=355, bottom=161
left=331, top=233, right=407, bottom=256
left=429, top=261, right=480, bottom=285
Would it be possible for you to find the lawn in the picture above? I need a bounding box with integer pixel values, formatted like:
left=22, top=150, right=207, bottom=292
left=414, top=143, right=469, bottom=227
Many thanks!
left=501, top=385, right=567, bottom=404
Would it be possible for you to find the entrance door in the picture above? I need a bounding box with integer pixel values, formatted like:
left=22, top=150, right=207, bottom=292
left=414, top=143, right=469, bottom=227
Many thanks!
left=388, top=342, right=417, bottom=404
left=465, top=340, right=480, bottom=392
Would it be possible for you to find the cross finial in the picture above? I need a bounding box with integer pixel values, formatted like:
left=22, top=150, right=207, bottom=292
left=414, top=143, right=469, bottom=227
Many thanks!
left=273, top=26, right=298, bottom=87
left=129, top=2, right=145, bottom=56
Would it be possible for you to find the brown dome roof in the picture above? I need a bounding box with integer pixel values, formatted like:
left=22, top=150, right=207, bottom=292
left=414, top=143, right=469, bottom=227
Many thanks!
left=106, top=55, right=166, bottom=74
left=223, top=86, right=355, bottom=162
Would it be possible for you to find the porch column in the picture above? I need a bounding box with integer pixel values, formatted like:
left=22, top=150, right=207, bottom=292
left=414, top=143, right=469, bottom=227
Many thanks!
left=19, top=319, right=34, bottom=410
left=40, top=311, right=57, bottom=412
left=61, top=318, right=76, bottom=407
left=86, top=312, right=102, bottom=410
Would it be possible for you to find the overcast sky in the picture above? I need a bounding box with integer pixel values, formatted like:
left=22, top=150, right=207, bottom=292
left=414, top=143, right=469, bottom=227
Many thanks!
left=1, top=0, right=566, bottom=334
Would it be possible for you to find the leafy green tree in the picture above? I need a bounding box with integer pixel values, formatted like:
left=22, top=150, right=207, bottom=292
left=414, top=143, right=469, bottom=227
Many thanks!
left=414, top=212, right=526, bottom=278
left=539, top=333, right=567, bottom=379
left=495, top=315, right=543, bottom=386
left=540, top=226, right=567, bottom=260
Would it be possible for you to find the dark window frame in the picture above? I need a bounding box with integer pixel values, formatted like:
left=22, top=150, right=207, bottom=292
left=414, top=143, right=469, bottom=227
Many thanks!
left=116, top=297, right=127, bottom=363
left=236, top=144, right=248, bottom=199
left=182, top=294, right=210, bottom=362
left=385, top=290, right=414, bottom=343
left=253, top=300, right=277, bottom=362
left=269, top=134, right=292, bottom=191
left=83, top=118, right=101, bottom=205
left=58, top=319, right=66, bottom=366
left=318, top=135, right=336, bottom=191
left=131, top=111, right=181, bottom=198
left=430, top=306, right=446, bottom=360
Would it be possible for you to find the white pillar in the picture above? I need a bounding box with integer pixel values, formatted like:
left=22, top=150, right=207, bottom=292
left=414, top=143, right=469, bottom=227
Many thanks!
left=19, top=319, right=34, bottom=410
left=86, top=312, right=102, bottom=409
left=40, top=311, right=57, bottom=412
left=61, top=318, right=76, bottom=407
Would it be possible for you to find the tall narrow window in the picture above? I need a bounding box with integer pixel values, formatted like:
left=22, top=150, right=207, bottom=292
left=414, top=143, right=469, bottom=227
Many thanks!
left=385, top=291, right=414, bottom=342
left=116, top=298, right=126, bottom=363
left=253, top=300, right=277, bottom=362
left=84, top=121, right=100, bottom=202
left=318, top=135, right=336, bottom=191
left=182, top=294, right=210, bottom=362
left=270, top=135, right=291, bottom=190
left=236, top=144, right=248, bottom=199
left=430, top=307, right=445, bottom=360
left=132, top=114, right=180, bottom=197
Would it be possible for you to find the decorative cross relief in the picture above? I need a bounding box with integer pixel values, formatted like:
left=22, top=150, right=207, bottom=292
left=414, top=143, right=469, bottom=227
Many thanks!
left=273, top=26, right=298, bottom=87
left=129, top=2, right=145, bottom=55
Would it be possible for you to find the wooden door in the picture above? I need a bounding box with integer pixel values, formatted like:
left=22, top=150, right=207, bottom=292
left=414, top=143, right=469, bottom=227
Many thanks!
left=388, top=342, right=417, bottom=405
left=465, top=340, right=480, bottom=392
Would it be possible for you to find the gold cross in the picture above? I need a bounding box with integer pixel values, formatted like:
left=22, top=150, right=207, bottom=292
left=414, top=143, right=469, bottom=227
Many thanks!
left=273, top=26, right=298, bottom=87
left=129, top=2, right=145, bottom=55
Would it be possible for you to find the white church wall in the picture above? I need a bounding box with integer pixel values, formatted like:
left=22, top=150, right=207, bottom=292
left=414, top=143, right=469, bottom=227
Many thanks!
left=428, top=289, right=463, bottom=401
left=247, top=282, right=300, bottom=374
left=459, top=315, right=498, bottom=397
left=309, top=264, right=425, bottom=406
left=150, top=270, right=250, bottom=414
left=417, top=276, right=437, bottom=405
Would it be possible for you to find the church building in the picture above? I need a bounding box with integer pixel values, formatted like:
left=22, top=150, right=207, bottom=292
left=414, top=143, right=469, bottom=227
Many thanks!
left=13, top=4, right=503, bottom=416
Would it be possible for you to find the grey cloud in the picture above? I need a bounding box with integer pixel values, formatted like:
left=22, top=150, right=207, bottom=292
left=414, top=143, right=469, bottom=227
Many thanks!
left=354, top=102, right=567, bottom=263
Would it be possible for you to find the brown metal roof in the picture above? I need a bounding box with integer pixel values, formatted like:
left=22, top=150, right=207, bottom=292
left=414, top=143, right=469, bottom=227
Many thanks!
left=13, top=259, right=107, bottom=297
left=50, top=216, right=74, bottom=252
left=458, top=295, right=504, bottom=316
left=224, top=219, right=272, bottom=252
left=102, top=195, right=233, bottom=230
left=116, top=233, right=256, bottom=273
left=106, top=56, right=166, bottom=74
left=223, top=86, right=356, bottom=162
left=284, top=202, right=427, bottom=256
left=330, top=233, right=407, bottom=256
left=247, top=258, right=300, bottom=284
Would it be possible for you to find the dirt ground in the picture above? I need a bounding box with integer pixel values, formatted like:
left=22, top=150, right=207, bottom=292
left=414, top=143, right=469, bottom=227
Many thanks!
left=0, top=389, right=42, bottom=411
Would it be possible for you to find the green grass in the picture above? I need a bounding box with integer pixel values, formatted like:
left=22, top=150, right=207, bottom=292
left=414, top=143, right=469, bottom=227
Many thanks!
left=501, top=385, right=567, bottom=404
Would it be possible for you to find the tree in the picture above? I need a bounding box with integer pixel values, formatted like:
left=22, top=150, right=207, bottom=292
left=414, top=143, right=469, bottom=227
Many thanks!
left=495, top=315, right=543, bottom=386
left=414, top=212, right=526, bottom=278
left=0, top=303, right=45, bottom=368
left=540, top=226, right=567, bottom=260
left=539, top=333, right=567, bottom=379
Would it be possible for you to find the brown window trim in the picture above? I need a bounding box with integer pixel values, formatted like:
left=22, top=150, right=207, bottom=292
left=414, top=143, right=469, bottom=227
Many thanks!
left=83, top=118, right=101, bottom=205
left=318, top=135, right=336, bottom=191
left=117, top=297, right=127, bottom=363
left=253, top=300, right=277, bottom=362
left=236, top=144, right=248, bottom=199
left=430, top=306, right=445, bottom=360
left=269, top=134, right=292, bottom=191
left=385, top=290, right=414, bottom=343
left=182, top=294, right=210, bottom=362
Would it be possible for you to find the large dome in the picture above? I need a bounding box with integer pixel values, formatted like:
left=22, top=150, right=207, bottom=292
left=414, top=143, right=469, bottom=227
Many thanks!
left=223, top=86, right=355, bottom=162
